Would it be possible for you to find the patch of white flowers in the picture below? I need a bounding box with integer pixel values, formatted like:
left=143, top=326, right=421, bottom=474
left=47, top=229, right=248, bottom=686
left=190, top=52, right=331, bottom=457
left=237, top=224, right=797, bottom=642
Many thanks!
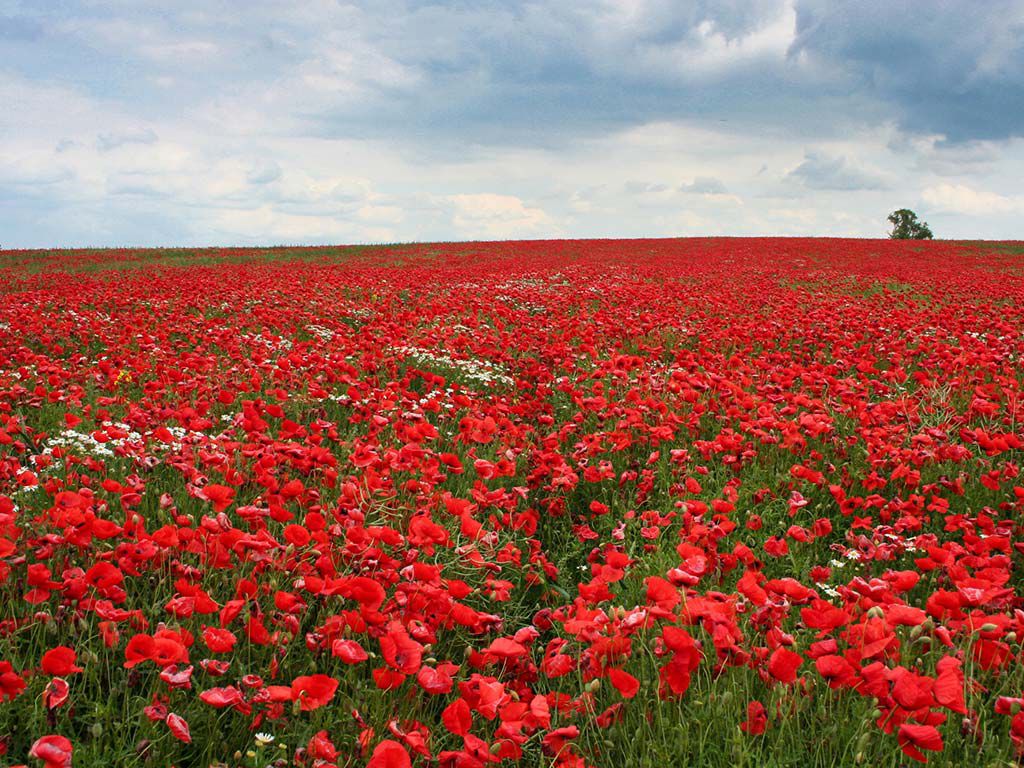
left=37, top=423, right=142, bottom=461
left=395, top=346, right=514, bottom=388
left=305, top=324, right=335, bottom=341
left=242, top=333, right=293, bottom=353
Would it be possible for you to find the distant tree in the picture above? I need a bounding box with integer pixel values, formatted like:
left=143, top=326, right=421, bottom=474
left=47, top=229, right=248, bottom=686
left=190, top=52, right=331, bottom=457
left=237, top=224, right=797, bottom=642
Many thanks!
left=888, top=209, right=933, bottom=240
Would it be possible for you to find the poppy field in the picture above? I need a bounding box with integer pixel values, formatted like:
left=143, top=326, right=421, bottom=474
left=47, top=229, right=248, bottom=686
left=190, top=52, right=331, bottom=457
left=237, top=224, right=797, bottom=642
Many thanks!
left=3, top=237, right=1024, bottom=767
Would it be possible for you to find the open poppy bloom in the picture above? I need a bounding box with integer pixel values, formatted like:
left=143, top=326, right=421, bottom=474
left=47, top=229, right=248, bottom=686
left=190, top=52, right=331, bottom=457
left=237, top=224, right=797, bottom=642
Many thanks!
left=40, top=647, right=83, bottom=676
left=29, top=735, right=73, bottom=768
left=291, top=674, right=339, bottom=711
left=366, top=739, right=412, bottom=768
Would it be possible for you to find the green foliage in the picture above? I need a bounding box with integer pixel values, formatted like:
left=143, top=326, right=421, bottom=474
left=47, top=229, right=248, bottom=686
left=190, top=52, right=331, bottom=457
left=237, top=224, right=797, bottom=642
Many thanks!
left=888, top=208, right=934, bottom=240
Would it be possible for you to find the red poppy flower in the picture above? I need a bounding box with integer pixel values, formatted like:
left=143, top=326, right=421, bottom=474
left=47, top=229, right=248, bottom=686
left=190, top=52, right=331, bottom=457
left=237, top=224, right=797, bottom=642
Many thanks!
left=44, top=678, right=70, bottom=710
left=332, top=638, right=369, bottom=664
left=740, top=701, right=768, bottom=735
left=202, top=627, right=237, bottom=654
left=442, top=698, right=472, bottom=736
left=308, top=731, right=339, bottom=761
left=0, top=661, right=27, bottom=701
left=767, top=647, right=803, bottom=685
left=199, top=483, right=235, bottom=512
left=897, top=723, right=944, bottom=763
left=166, top=713, right=191, bottom=744
left=380, top=622, right=423, bottom=675
left=291, top=674, right=338, bottom=711
left=29, top=735, right=73, bottom=768
left=41, top=647, right=83, bottom=676
left=607, top=668, right=640, bottom=699
left=366, top=739, right=412, bottom=768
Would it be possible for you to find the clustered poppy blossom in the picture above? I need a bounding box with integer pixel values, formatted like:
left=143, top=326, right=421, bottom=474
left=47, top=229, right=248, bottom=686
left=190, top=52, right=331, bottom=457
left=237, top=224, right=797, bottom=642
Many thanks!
left=1, top=238, right=1024, bottom=765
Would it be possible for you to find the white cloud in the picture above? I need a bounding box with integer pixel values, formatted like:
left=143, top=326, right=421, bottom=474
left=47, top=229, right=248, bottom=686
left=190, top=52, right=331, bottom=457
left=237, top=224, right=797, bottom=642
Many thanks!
left=922, top=183, right=1023, bottom=216
left=447, top=194, right=558, bottom=239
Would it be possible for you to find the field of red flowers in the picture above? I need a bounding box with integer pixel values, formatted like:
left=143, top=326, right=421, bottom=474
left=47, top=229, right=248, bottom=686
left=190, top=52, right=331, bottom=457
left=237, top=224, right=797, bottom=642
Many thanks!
left=2, top=237, right=1024, bottom=767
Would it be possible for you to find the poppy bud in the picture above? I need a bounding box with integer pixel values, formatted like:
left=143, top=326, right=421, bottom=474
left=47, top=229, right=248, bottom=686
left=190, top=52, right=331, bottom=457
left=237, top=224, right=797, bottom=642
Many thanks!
left=866, top=606, right=884, bottom=619
left=1006, top=632, right=1017, bottom=643
left=489, top=741, right=503, bottom=754
left=586, top=679, right=602, bottom=693
left=979, top=623, right=998, bottom=633
left=90, top=723, right=103, bottom=738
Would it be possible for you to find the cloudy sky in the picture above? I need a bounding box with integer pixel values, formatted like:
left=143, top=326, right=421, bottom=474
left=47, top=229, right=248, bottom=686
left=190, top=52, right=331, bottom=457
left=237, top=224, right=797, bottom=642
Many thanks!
left=2, top=0, right=1023, bottom=247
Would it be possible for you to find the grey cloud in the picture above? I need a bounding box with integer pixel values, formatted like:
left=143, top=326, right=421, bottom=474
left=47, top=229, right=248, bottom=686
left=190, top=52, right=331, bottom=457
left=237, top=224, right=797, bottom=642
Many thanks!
left=5, top=0, right=1022, bottom=151
left=247, top=160, right=282, bottom=185
left=681, top=176, right=728, bottom=194
left=790, top=0, right=1024, bottom=142
left=786, top=152, right=888, bottom=190
left=96, top=128, right=158, bottom=152
left=625, top=181, right=672, bottom=194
